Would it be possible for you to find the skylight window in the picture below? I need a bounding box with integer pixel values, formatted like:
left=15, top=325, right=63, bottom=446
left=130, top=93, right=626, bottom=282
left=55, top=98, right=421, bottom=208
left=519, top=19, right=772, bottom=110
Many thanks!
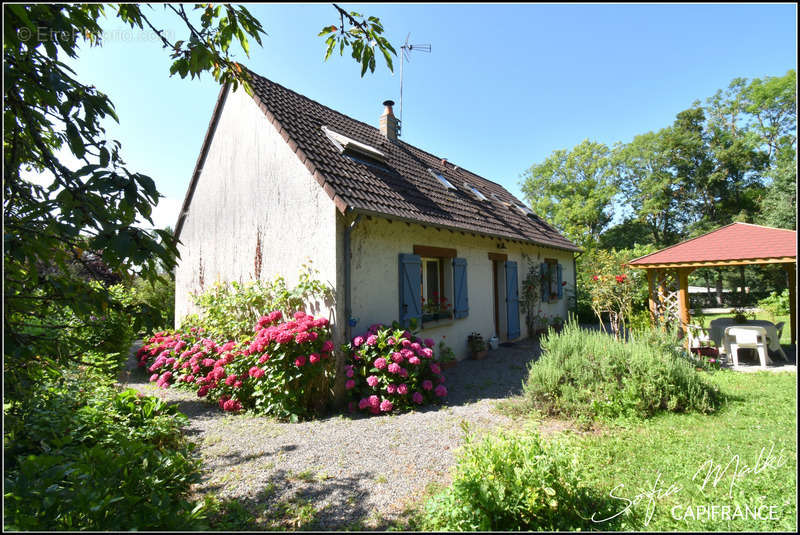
left=464, top=182, right=488, bottom=201
left=321, top=126, right=385, bottom=162
left=491, top=193, right=511, bottom=206
left=428, top=168, right=456, bottom=190
left=515, top=204, right=534, bottom=216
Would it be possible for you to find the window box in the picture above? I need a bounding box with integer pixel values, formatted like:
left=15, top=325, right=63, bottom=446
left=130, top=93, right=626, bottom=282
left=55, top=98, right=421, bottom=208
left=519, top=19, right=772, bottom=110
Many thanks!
left=422, top=315, right=455, bottom=329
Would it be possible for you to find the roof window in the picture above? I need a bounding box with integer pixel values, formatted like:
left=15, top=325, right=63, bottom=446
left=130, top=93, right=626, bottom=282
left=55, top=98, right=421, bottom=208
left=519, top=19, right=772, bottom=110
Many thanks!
left=322, top=126, right=386, bottom=163
left=515, top=204, right=534, bottom=216
left=464, top=182, right=488, bottom=201
left=491, top=193, right=511, bottom=206
left=428, top=168, right=456, bottom=190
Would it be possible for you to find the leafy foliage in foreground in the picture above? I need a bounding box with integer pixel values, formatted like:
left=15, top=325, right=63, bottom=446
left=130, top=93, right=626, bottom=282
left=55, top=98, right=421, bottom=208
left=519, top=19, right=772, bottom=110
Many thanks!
left=3, top=368, right=203, bottom=531
left=523, top=322, right=722, bottom=423
left=420, top=426, right=614, bottom=531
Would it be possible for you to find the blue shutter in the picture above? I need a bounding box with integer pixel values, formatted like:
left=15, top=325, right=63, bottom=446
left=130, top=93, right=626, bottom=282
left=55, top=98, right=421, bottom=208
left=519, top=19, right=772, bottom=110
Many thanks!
left=557, top=263, right=563, bottom=299
left=540, top=262, right=549, bottom=304
left=452, top=258, right=469, bottom=319
left=505, top=261, right=521, bottom=340
left=398, top=254, right=422, bottom=328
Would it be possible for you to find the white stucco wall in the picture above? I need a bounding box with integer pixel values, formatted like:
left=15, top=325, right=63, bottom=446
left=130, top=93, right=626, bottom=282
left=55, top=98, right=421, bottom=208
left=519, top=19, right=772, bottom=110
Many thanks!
left=350, top=217, right=575, bottom=360
left=174, top=86, right=340, bottom=327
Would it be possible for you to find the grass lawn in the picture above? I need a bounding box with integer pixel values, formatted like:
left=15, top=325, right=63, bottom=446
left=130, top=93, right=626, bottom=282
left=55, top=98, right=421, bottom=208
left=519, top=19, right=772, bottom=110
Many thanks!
left=693, top=312, right=792, bottom=344
left=563, top=370, right=797, bottom=531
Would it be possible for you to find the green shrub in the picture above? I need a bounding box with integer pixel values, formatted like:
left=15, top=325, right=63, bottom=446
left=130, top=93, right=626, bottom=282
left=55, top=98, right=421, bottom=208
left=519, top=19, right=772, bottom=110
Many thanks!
left=139, top=310, right=335, bottom=421
left=132, top=274, right=175, bottom=331
left=186, top=263, right=333, bottom=340
left=4, top=367, right=204, bottom=530
left=420, top=427, right=602, bottom=531
left=523, top=321, right=722, bottom=422
left=757, top=288, right=790, bottom=321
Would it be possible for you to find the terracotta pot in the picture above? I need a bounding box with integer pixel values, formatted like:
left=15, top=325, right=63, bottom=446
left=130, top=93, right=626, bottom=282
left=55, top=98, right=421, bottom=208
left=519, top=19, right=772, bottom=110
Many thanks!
left=471, top=350, right=488, bottom=360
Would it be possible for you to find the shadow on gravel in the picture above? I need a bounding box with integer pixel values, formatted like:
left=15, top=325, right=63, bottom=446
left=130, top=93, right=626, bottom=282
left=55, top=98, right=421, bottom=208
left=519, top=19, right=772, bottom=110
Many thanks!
left=442, top=338, right=542, bottom=407
left=208, top=467, right=382, bottom=530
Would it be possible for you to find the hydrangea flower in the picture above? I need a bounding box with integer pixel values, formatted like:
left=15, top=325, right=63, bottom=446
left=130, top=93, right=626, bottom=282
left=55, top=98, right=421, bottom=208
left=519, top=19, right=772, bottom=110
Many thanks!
left=345, top=379, right=356, bottom=390
left=435, top=385, right=447, bottom=397
left=380, top=399, right=393, bottom=412
left=366, top=375, right=379, bottom=387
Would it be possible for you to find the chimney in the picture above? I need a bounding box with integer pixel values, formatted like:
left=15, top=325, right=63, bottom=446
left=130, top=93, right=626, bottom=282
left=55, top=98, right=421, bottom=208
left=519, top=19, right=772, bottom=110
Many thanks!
left=379, top=100, right=399, bottom=141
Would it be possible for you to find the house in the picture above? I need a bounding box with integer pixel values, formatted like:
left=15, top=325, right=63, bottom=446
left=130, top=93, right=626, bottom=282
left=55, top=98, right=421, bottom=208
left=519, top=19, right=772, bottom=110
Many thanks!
left=173, top=69, right=581, bottom=366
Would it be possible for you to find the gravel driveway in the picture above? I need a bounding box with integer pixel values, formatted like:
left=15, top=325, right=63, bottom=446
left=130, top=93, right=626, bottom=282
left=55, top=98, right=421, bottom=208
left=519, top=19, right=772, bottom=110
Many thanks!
left=122, top=340, right=541, bottom=530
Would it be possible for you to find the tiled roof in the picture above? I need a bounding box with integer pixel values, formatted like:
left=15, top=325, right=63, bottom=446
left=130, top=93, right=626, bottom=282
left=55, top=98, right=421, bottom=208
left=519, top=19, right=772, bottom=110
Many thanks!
left=244, top=70, right=580, bottom=252
left=629, top=223, right=797, bottom=266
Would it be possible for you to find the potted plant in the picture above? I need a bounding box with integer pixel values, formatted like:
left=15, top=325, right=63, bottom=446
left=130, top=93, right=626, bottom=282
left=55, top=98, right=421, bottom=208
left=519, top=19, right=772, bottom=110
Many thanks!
left=468, top=332, right=488, bottom=360
left=422, top=292, right=453, bottom=322
left=437, top=340, right=457, bottom=369
left=549, top=315, right=564, bottom=333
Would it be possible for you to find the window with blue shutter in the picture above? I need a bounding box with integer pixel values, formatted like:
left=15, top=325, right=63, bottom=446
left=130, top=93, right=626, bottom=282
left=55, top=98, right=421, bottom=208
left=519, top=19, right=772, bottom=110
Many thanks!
left=557, top=263, right=563, bottom=299
left=398, top=254, right=422, bottom=328
left=540, top=262, right=549, bottom=303
left=452, top=258, right=468, bottom=318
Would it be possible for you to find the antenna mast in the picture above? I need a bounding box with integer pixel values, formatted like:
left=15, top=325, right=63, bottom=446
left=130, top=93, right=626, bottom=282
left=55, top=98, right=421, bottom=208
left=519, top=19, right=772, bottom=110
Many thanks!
left=399, top=33, right=431, bottom=136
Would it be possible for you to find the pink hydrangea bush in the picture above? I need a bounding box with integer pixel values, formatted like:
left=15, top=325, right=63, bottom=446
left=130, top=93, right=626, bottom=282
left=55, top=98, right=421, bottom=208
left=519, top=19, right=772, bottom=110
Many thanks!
left=137, top=311, right=334, bottom=420
left=344, top=323, right=446, bottom=415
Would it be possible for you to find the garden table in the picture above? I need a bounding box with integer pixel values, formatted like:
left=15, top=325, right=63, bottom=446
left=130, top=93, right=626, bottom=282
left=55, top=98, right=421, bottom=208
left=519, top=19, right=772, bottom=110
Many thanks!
left=708, top=318, right=788, bottom=361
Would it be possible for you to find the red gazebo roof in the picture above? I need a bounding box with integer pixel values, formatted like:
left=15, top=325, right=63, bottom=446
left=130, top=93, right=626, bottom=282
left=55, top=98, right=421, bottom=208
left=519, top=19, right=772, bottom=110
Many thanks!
left=629, top=223, right=797, bottom=267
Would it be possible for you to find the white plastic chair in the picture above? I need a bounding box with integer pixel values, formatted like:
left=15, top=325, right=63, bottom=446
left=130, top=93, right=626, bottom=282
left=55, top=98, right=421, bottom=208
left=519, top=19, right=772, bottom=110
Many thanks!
left=723, top=326, right=770, bottom=368
left=687, top=323, right=711, bottom=348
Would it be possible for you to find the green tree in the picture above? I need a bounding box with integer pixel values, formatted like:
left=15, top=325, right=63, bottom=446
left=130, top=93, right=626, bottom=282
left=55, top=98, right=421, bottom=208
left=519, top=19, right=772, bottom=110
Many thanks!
left=3, top=4, right=394, bottom=399
left=520, top=139, right=617, bottom=248
left=612, top=130, right=689, bottom=247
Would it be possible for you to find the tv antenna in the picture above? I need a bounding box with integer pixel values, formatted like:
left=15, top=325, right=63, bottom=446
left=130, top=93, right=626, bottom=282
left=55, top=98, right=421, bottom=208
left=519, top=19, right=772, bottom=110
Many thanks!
left=399, top=33, right=431, bottom=135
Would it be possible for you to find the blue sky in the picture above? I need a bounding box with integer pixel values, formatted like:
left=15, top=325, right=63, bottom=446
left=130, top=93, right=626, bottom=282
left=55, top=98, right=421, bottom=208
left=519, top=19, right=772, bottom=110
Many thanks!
left=62, top=3, right=796, bottom=229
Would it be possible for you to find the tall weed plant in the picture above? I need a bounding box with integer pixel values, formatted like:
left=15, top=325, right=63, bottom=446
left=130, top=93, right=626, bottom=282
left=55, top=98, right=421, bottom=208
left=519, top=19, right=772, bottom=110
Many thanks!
left=524, top=321, right=722, bottom=422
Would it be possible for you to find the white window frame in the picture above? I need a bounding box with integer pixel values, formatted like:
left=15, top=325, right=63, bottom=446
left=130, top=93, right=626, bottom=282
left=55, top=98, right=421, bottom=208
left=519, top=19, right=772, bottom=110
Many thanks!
left=428, top=168, right=456, bottom=190
left=420, top=257, right=454, bottom=318
left=321, top=125, right=386, bottom=162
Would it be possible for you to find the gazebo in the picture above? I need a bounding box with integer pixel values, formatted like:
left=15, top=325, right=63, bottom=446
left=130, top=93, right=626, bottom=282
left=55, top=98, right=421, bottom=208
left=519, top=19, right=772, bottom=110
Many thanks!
left=629, top=223, right=797, bottom=345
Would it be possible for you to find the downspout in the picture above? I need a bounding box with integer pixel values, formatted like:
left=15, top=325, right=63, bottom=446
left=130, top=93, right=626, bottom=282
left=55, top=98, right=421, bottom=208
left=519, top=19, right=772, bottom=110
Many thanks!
left=344, top=214, right=362, bottom=342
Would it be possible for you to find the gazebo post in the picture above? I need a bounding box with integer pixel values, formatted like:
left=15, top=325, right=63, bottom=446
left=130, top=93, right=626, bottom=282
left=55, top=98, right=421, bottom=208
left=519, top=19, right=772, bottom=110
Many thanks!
left=784, top=263, right=796, bottom=345
left=677, top=268, right=693, bottom=339
left=647, top=269, right=657, bottom=324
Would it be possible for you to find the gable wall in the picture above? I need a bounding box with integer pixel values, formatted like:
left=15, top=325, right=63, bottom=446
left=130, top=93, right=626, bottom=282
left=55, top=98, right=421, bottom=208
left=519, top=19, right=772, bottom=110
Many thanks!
left=174, top=87, right=340, bottom=325
left=350, top=217, right=575, bottom=359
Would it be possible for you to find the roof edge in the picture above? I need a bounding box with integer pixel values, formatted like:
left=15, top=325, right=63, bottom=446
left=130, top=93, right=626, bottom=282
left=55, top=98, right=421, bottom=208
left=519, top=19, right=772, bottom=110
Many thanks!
left=629, top=222, right=797, bottom=266
left=174, top=82, right=230, bottom=242
left=247, top=78, right=350, bottom=216
left=351, top=208, right=582, bottom=254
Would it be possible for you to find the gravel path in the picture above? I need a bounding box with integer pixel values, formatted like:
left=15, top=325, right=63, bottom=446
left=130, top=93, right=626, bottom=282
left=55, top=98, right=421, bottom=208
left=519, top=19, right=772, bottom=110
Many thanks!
left=122, top=340, right=542, bottom=530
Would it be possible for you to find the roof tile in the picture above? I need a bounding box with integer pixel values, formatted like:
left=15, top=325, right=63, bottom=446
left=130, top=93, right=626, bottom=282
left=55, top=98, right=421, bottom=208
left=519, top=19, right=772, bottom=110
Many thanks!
left=247, top=71, right=580, bottom=252
left=629, top=223, right=797, bottom=265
